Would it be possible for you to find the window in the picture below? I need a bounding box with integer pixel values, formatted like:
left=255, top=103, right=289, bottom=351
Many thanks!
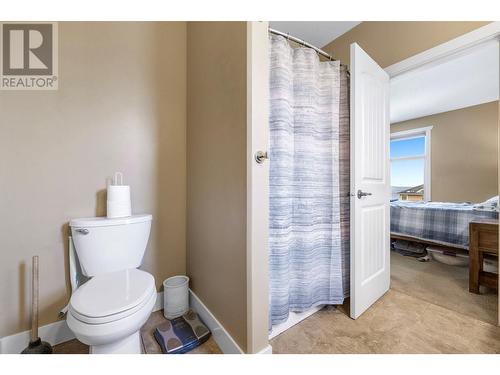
left=390, top=126, right=432, bottom=202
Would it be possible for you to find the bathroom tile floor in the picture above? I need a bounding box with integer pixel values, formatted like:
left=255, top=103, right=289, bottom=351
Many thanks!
left=270, top=253, right=500, bottom=354
left=271, top=288, right=500, bottom=353
left=53, top=311, right=222, bottom=354
left=55, top=253, right=500, bottom=354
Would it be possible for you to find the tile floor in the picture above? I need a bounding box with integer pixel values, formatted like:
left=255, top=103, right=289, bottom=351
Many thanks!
left=55, top=252, right=500, bottom=354
left=53, top=311, right=221, bottom=354
left=270, top=289, right=500, bottom=354
left=270, top=252, right=500, bottom=354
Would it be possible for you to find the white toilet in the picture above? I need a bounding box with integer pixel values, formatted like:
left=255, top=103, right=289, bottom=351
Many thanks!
left=67, top=214, right=155, bottom=354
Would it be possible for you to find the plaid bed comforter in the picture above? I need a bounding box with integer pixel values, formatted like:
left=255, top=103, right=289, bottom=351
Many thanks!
left=390, top=201, right=498, bottom=249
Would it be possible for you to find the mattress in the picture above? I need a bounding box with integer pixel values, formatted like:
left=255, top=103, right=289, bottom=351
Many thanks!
left=390, top=201, right=498, bottom=249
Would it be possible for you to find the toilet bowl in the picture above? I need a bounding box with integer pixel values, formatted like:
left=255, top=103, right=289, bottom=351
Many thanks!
left=67, top=269, right=156, bottom=354
left=67, top=214, right=155, bottom=354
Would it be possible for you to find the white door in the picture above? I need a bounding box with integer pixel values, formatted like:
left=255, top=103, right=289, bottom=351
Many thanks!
left=350, top=43, right=391, bottom=319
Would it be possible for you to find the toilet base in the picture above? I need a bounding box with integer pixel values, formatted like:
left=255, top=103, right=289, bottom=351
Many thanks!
left=89, top=331, right=143, bottom=354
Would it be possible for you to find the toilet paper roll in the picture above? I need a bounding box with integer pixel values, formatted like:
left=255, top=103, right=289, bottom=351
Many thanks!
left=107, top=200, right=132, bottom=218
left=107, top=185, right=130, bottom=202
left=107, top=187, right=131, bottom=217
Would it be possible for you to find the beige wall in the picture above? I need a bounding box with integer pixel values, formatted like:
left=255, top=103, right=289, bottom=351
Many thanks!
left=391, top=102, right=498, bottom=203
left=0, top=22, right=187, bottom=338
left=186, top=22, right=248, bottom=351
left=323, top=22, right=491, bottom=68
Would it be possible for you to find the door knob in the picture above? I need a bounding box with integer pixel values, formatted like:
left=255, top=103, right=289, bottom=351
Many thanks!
left=357, top=190, right=372, bottom=199
left=254, top=151, right=269, bottom=164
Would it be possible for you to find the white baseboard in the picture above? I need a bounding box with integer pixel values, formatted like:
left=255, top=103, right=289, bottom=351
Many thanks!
left=257, top=344, right=273, bottom=354
left=152, top=291, right=163, bottom=312
left=268, top=305, right=324, bottom=340
left=0, top=319, right=75, bottom=354
left=1, top=290, right=256, bottom=355
left=188, top=289, right=244, bottom=354
left=0, top=292, right=165, bottom=354
left=151, top=291, right=263, bottom=354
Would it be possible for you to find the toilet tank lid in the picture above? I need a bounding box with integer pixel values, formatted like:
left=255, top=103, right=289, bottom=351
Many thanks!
left=70, top=214, right=152, bottom=228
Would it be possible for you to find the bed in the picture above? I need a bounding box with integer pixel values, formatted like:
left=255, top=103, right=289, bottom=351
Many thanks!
left=390, top=200, right=498, bottom=250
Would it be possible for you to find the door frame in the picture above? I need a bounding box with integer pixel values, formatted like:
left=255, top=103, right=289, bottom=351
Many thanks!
left=385, top=22, right=500, bottom=78
left=246, top=21, right=271, bottom=354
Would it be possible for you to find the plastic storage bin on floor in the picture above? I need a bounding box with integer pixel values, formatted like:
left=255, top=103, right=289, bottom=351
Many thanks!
left=163, top=275, right=189, bottom=319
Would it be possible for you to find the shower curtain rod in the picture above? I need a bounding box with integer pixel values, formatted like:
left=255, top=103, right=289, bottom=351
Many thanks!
left=268, top=27, right=336, bottom=62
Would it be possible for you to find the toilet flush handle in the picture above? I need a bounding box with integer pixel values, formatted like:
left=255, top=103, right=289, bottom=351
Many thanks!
left=75, top=228, right=89, bottom=235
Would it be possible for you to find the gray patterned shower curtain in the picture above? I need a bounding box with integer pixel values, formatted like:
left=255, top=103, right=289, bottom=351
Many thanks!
left=269, top=35, right=350, bottom=326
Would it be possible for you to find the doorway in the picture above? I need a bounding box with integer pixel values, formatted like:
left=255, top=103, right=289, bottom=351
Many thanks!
left=388, top=39, right=499, bottom=325
left=262, top=22, right=500, bottom=353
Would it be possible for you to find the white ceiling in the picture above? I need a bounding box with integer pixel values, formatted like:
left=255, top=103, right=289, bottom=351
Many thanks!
left=269, top=21, right=361, bottom=48
left=390, top=39, right=499, bottom=124
left=268, top=22, right=499, bottom=123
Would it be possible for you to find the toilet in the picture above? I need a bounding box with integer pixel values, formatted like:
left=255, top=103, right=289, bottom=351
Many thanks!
left=67, top=214, right=155, bottom=354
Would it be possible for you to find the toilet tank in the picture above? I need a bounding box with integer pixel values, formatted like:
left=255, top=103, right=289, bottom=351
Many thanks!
left=69, top=214, right=152, bottom=276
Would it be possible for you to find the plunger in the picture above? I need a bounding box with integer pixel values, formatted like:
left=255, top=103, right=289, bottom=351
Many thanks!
left=21, top=256, right=53, bottom=354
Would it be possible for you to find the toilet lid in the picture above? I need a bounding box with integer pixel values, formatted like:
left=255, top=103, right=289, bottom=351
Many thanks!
left=70, top=269, right=155, bottom=320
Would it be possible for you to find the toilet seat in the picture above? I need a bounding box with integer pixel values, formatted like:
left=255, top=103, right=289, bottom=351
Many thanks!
left=70, top=269, right=156, bottom=324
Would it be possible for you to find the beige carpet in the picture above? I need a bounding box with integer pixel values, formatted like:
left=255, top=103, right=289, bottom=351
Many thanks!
left=391, top=251, right=498, bottom=325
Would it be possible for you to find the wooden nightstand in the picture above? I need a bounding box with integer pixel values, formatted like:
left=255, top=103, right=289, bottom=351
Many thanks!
left=469, top=218, right=498, bottom=294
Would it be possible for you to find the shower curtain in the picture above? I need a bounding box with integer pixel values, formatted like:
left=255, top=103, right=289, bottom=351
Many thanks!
left=269, top=35, right=350, bottom=326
